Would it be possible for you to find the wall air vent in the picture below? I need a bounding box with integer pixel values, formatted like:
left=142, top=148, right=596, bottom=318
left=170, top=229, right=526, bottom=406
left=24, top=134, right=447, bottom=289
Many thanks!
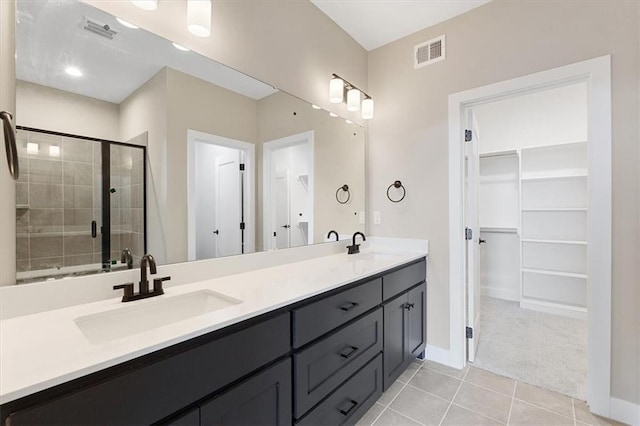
left=414, top=35, right=445, bottom=69
left=83, top=17, right=117, bottom=40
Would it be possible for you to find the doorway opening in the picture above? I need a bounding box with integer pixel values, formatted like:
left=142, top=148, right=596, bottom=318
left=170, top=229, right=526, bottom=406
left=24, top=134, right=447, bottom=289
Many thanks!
left=449, top=56, right=611, bottom=416
left=262, top=131, right=314, bottom=251
left=187, top=130, right=255, bottom=261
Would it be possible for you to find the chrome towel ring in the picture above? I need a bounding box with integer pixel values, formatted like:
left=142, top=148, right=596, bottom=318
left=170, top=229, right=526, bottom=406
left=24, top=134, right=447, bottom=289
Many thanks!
left=387, top=180, right=406, bottom=203
left=1, top=111, right=19, bottom=181
left=336, top=184, right=351, bottom=204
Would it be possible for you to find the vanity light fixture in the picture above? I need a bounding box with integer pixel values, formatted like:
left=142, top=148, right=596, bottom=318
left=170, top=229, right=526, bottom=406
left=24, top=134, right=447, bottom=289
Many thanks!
left=172, top=42, right=190, bottom=52
left=132, top=0, right=157, bottom=11
left=311, top=104, right=321, bottom=110
left=65, top=66, right=83, bottom=77
left=345, top=119, right=353, bottom=124
left=27, top=142, right=39, bottom=155
left=329, top=73, right=374, bottom=119
left=49, top=145, right=60, bottom=157
left=116, top=18, right=139, bottom=29
left=187, top=0, right=212, bottom=37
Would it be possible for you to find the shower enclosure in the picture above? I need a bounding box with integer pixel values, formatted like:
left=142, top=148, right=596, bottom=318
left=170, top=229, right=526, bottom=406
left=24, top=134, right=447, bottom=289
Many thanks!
left=15, top=127, right=146, bottom=283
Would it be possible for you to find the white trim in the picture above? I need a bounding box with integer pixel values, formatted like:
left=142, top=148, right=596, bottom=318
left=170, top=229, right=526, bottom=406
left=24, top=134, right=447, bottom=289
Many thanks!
left=448, top=56, right=612, bottom=415
left=519, top=299, right=587, bottom=321
left=480, top=286, right=519, bottom=302
left=186, top=129, right=256, bottom=260
left=609, top=397, right=640, bottom=426
left=424, top=344, right=453, bottom=367
left=262, top=131, right=315, bottom=250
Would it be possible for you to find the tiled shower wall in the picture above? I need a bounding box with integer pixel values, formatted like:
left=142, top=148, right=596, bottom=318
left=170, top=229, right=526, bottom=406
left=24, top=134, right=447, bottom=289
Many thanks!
left=15, top=129, right=144, bottom=273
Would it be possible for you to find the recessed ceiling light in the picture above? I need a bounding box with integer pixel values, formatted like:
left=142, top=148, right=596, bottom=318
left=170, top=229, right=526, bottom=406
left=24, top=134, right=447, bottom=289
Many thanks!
left=329, top=112, right=338, bottom=118
left=172, top=42, right=190, bottom=52
left=65, top=66, right=83, bottom=77
left=311, top=104, right=321, bottom=110
left=116, top=18, right=138, bottom=29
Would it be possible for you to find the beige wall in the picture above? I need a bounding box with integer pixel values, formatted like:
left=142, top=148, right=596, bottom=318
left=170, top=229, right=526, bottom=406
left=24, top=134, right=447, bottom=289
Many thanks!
left=16, top=81, right=120, bottom=141
left=368, top=0, right=639, bottom=405
left=257, top=91, right=365, bottom=250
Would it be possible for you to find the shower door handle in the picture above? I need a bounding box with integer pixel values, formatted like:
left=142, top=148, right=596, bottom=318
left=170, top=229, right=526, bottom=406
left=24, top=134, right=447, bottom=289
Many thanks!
left=91, top=220, right=97, bottom=238
left=1, top=111, right=19, bottom=181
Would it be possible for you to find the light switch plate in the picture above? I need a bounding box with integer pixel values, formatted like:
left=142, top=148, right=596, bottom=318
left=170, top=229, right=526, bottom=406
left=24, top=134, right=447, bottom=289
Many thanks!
left=374, top=211, right=381, bottom=225
left=359, top=211, right=366, bottom=224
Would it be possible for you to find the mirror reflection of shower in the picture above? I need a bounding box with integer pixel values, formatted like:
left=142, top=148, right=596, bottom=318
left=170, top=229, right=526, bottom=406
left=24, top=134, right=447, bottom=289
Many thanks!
left=15, top=128, right=147, bottom=283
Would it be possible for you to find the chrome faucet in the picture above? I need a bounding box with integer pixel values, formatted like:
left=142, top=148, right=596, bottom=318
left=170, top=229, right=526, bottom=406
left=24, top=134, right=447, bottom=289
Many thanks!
left=113, top=253, right=170, bottom=302
left=120, top=248, right=133, bottom=270
left=327, top=230, right=339, bottom=241
left=347, top=232, right=366, bottom=255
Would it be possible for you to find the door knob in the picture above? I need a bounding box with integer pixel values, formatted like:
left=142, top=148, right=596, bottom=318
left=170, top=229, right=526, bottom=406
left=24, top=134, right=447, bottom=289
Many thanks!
left=281, top=224, right=291, bottom=229
left=479, top=239, right=487, bottom=244
left=213, top=230, right=219, bottom=235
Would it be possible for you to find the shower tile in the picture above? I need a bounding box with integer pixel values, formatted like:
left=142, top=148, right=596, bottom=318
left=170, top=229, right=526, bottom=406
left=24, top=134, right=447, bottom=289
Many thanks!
left=132, top=209, right=144, bottom=232
left=132, top=159, right=144, bottom=184
left=64, top=162, right=93, bottom=186
left=132, top=184, right=143, bottom=208
left=30, top=208, right=63, bottom=234
left=30, top=183, right=63, bottom=208
left=121, top=209, right=132, bottom=229
left=63, top=254, right=93, bottom=267
left=30, top=235, right=63, bottom=259
left=16, top=156, right=28, bottom=183
left=120, top=186, right=132, bottom=208
left=62, top=138, right=93, bottom=163
left=16, top=236, right=29, bottom=260
left=16, top=182, right=28, bottom=205
left=29, top=159, right=62, bottom=184
left=110, top=166, right=120, bottom=188
left=64, top=185, right=93, bottom=209
left=64, top=235, right=93, bottom=256
left=31, top=256, right=63, bottom=271
left=16, top=260, right=29, bottom=273
left=64, top=208, right=94, bottom=232
left=16, top=209, right=29, bottom=234
left=110, top=208, right=121, bottom=226
left=111, top=233, right=121, bottom=253
left=121, top=232, right=132, bottom=250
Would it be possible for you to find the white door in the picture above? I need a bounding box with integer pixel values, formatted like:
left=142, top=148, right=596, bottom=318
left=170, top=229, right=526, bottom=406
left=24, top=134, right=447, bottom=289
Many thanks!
left=274, top=171, right=291, bottom=249
left=465, top=109, right=481, bottom=362
left=215, top=152, right=243, bottom=257
left=195, top=143, right=217, bottom=260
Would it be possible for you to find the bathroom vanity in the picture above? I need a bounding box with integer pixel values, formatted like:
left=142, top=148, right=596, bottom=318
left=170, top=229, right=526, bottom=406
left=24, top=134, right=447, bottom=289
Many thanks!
left=0, top=249, right=427, bottom=425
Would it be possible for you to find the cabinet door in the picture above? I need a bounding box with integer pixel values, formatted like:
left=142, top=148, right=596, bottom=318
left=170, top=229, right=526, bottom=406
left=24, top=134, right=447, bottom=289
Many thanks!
left=407, top=282, right=426, bottom=358
left=200, top=358, right=292, bottom=426
left=383, top=293, right=408, bottom=391
left=163, top=407, right=200, bottom=425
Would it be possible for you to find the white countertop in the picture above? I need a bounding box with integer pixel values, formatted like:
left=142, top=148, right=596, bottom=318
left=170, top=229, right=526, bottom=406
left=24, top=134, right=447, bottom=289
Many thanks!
left=0, top=248, right=426, bottom=405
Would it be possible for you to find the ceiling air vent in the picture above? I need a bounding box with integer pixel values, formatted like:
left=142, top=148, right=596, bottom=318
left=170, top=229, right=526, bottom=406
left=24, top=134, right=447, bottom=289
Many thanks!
left=83, top=17, right=117, bottom=40
left=414, top=35, right=445, bottom=69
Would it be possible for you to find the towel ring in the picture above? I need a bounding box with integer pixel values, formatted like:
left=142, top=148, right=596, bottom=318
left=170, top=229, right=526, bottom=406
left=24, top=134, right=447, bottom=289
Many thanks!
left=387, top=180, right=406, bottom=203
left=1, top=111, right=19, bottom=181
left=336, top=184, right=351, bottom=204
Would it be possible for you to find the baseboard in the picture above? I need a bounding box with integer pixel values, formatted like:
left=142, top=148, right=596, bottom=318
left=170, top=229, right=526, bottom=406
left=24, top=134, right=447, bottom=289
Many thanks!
left=424, top=344, right=454, bottom=367
left=481, top=286, right=519, bottom=302
left=609, top=397, right=640, bottom=425
left=520, top=299, right=587, bottom=320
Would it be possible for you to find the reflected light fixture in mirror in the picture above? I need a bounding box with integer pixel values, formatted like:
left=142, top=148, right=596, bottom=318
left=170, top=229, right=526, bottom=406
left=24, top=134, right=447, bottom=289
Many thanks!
left=172, top=42, right=190, bottom=52
left=132, top=0, right=158, bottom=11
left=329, top=77, right=344, bottom=103
left=116, top=18, right=139, bottom=29
left=187, top=0, right=212, bottom=37
left=330, top=73, right=374, bottom=119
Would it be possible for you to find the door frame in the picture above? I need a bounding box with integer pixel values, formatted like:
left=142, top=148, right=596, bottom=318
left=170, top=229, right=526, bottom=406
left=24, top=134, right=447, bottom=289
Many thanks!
left=448, top=56, right=611, bottom=415
left=187, top=129, right=255, bottom=261
left=262, top=130, right=314, bottom=251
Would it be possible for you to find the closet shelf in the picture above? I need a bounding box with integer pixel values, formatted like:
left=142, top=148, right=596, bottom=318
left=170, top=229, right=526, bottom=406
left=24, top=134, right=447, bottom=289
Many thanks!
left=480, top=227, right=518, bottom=234
left=521, top=238, right=587, bottom=245
left=521, top=171, right=587, bottom=181
left=522, top=208, right=587, bottom=212
left=522, top=268, right=587, bottom=279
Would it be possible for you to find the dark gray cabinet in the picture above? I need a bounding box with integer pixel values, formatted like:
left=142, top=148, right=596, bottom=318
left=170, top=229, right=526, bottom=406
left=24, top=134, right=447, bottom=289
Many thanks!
left=383, top=282, right=426, bottom=390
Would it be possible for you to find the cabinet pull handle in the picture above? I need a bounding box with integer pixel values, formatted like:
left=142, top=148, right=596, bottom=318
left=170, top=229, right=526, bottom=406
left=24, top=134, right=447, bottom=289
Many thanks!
left=339, top=301, right=359, bottom=311
left=404, top=302, right=415, bottom=310
left=338, top=399, right=359, bottom=416
left=339, top=345, right=359, bottom=359
left=91, top=220, right=97, bottom=238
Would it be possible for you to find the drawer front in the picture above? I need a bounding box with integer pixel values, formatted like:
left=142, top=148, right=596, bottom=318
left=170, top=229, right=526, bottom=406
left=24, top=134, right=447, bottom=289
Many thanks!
left=382, top=259, right=426, bottom=301
left=8, top=313, right=290, bottom=426
left=293, top=278, right=382, bottom=348
left=296, top=354, right=383, bottom=426
left=294, top=308, right=383, bottom=418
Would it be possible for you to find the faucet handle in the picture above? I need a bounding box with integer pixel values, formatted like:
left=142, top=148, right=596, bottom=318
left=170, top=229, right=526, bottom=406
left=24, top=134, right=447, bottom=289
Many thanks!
left=113, top=283, right=134, bottom=302
left=152, top=276, right=170, bottom=294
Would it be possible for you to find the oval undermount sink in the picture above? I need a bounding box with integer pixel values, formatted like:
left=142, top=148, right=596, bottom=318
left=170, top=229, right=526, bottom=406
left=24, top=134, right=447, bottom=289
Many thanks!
left=74, top=290, right=242, bottom=344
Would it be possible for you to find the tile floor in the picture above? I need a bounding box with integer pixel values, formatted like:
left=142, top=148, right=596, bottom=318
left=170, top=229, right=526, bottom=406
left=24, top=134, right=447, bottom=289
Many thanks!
left=357, top=359, right=626, bottom=426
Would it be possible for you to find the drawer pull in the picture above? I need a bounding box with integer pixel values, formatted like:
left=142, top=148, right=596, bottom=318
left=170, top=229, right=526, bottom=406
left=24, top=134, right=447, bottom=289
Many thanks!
left=338, top=399, right=359, bottom=416
left=339, top=345, right=359, bottom=359
left=339, top=301, right=359, bottom=311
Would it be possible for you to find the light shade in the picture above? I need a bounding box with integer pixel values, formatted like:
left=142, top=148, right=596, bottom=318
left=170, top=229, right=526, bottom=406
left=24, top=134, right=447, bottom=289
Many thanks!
left=361, top=98, right=374, bottom=120
left=347, top=88, right=361, bottom=111
left=187, top=0, right=212, bottom=37
left=27, top=142, right=39, bottom=155
left=132, top=0, right=157, bottom=10
left=329, top=78, right=344, bottom=103
left=49, top=145, right=60, bottom=157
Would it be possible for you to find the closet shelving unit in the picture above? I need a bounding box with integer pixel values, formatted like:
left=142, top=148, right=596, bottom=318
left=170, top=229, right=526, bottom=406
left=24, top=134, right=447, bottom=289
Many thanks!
left=519, top=141, right=588, bottom=319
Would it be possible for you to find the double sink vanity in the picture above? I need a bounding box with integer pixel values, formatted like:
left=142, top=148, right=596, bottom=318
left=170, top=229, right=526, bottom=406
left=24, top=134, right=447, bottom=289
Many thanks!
left=0, top=240, right=428, bottom=425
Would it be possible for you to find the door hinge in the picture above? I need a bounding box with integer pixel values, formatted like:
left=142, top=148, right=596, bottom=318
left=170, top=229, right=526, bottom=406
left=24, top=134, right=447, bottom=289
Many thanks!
left=239, top=163, right=245, bottom=171
left=273, top=231, right=276, bottom=237
left=240, top=222, right=245, bottom=230
left=466, top=326, right=473, bottom=339
left=465, top=129, right=472, bottom=142
left=465, top=227, right=473, bottom=240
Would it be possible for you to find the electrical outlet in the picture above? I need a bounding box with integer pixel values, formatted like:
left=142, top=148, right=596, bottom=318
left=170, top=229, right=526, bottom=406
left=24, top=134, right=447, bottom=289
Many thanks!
left=374, top=211, right=381, bottom=225
left=359, top=211, right=365, bottom=224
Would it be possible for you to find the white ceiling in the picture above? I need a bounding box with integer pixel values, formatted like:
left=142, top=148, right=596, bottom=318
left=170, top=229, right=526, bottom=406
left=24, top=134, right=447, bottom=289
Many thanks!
left=311, top=0, right=491, bottom=51
left=16, top=1, right=277, bottom=104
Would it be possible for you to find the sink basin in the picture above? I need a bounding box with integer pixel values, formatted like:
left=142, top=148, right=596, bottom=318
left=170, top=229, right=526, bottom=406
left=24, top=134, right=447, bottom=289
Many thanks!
left=75, top=290, right=242, bottom=344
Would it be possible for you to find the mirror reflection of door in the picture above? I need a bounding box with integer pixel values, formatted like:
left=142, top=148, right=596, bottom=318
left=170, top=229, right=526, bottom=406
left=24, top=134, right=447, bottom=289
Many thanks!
left=215, top=153, right=243, bottom=257
left=274, top=172, right=291, bottom=249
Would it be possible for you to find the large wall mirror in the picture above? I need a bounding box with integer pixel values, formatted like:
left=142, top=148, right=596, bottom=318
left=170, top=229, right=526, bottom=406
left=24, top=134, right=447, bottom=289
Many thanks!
left=13, top=0, right=365, bottom=283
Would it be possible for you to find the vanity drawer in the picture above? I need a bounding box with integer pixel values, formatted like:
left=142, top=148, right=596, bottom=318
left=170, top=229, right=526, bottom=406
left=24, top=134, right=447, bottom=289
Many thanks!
left=383, top=259, right=426, bottom=301
left=293, top=278, right=382, bottom=348
left=294, top=308, right=382, bottom=418
left=296, top=354, right=383, bottom=426
left=7, top=313, right=290, bottom=426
